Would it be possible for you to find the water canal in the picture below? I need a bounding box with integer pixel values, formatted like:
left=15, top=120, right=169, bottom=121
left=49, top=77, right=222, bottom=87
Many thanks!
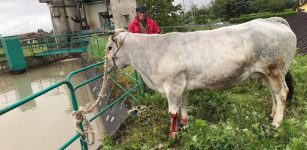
left=0, top=58, right=104, bottom=150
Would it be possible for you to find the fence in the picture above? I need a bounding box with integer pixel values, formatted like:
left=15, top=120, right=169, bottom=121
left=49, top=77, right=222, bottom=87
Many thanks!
left=0, top=34, right=142, bottom=149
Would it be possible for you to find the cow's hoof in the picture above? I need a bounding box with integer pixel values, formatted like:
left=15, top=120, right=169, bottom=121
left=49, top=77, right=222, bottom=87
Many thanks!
left=272, top=122, right=280, bottom=128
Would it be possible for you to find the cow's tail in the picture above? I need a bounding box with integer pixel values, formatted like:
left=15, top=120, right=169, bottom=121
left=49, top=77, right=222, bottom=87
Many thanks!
left=285, top=71, right=294, bottom=104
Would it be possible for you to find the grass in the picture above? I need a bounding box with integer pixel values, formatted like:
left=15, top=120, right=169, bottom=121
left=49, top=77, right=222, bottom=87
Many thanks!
left=0, top=47, right=5, bottom=62
left=0, top=44, right=45, bottom=62
left=100, top=54, right=307, bottom=149
left=86, top=34, right=109, bottom=62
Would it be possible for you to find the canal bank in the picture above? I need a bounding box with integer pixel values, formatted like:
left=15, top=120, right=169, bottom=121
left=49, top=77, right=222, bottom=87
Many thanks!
left=0, top=54, right=76, bottom=74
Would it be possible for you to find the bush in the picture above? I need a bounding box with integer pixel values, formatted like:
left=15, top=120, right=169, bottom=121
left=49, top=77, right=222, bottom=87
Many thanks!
left=229, top=11, right=297, bottom=23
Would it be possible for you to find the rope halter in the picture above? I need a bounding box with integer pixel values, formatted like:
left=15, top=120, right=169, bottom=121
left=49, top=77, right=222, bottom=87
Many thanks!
left=109, top=32, right=129, bottom=69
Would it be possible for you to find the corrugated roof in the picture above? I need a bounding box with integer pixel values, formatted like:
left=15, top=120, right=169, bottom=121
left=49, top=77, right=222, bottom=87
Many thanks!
left=288, top=12, right=307, bottom=55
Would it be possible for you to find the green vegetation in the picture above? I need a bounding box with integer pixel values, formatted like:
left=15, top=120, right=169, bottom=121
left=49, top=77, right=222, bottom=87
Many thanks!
left=209, top=0, right=298, bottom=20
left=100, top=55, right=307, bottom=149
left=138, top=0, right=298, bottom=25
left=229, top=10, right=296, bottom=23
left=136, top=0, right=183, bottom=26
left=0, top=42, right=46, bottom=62
left=86, top=35, right=108, bottom=61
left=0, top=48, right=5, bottom=62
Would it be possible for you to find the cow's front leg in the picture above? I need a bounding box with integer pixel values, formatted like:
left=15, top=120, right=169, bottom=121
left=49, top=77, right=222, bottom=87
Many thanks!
left=170, top=112, right=178, bottom=139
left=163, top=73, right=186, bottom=139
left=166, top=92, right=180, bottom=139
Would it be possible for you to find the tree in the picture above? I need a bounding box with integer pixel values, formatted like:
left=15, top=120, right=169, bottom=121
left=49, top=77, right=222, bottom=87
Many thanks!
left=184, top=5, right=212, bottom=24
left=210, top=0, right=298, bottom=20
left=285, top=0, right=299, bottom=9
left=250, top=0, right=298, bottom=12
left=226, top=0, right=251, bottom=18
left=210, top=0, right=250, bottom=19
left=136, top=0, right=183, bottom=26
left=209, top=0, right=229, bottom=19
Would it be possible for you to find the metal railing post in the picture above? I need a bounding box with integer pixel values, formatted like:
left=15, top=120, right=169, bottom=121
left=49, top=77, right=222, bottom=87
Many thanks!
left=66, top=82, right=88, bottom=150
left=134, top=70, right=141, bottom=97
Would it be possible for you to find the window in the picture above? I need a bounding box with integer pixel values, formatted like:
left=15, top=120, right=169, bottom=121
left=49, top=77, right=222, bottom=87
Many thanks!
left=99, top=12, right=114, bottom=30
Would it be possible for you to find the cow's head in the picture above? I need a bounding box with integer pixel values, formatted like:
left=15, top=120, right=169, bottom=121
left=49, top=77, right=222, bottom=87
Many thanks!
left=105, top=29, right=129, bottom=71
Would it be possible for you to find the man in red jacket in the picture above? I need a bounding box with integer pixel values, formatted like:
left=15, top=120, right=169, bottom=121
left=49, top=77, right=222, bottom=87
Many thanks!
left=128, top=4, right=160, bottom=34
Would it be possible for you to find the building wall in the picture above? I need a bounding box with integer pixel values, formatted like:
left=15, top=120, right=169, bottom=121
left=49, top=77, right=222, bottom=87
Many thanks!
left=299, top=3, right=307, bottom=12
left=41, top=0, right=81, bottom=35
left=40, top=0, right=136, bottom=34
left=85, top=2, right=107, bottom=29
left=110, top=0, right=136, bottom=29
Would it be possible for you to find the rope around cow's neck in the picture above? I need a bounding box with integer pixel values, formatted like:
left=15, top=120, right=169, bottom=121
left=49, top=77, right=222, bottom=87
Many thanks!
left=72, top=46, right=109, bottom=146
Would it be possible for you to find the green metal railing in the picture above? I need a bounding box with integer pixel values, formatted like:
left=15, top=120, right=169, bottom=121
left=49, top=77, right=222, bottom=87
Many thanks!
left=0, top=61, right=141, bottom=150
left=22, top=32, right=93, bottom=56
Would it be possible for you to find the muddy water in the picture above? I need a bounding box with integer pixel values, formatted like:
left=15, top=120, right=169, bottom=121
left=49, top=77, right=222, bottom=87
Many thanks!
left=0, top=58, right=104, bottom=150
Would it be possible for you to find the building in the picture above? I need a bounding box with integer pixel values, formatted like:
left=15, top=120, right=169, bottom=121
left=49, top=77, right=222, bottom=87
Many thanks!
left=39, top=0, right=136, bottom=35
left=298, top=0, right=307, bottom=12
left=288, top=12, right=307, bottom=55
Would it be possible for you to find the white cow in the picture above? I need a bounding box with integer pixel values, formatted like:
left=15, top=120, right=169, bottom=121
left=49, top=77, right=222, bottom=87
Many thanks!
left=106, top=17, right=296, bottom=138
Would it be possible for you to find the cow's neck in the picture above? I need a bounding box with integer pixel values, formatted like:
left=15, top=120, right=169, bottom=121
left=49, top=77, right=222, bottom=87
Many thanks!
left=125, top=34, right=157, bottom=88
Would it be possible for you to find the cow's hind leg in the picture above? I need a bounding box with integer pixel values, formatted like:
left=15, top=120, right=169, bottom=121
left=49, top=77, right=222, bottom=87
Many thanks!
left=263, top=78, right=277, bottom=119
left=263, top=73, right=289, bottom=127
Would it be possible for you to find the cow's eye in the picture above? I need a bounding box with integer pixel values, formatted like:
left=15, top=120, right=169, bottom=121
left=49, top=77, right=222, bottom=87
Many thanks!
left=107, top=46, right=112, bottom=50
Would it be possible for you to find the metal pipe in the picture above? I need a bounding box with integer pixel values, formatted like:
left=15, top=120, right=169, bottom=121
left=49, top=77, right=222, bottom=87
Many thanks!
left=0, top=60, right=141, bottom=149
left=74, top=73, right=104, bottom=90
left=48, top=5, right=77, bottom=7
left=66, top=61, right=104, bottom=81
left=0, top=81, right=67, bottom=115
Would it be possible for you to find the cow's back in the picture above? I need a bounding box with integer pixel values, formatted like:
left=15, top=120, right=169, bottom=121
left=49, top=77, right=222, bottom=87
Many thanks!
left=124, top=17, right=296, bottom=91
left=152, top=17, right=296, bottom=91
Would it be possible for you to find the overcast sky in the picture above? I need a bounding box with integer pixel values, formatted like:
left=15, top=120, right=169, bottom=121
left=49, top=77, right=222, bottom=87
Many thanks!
left=0, top=0, right=52, bottom=36
left=0, top=0, right=211, bottom=36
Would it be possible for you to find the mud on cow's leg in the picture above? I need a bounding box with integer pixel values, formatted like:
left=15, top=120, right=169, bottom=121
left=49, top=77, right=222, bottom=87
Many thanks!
left=272, top=80, right=288, bottom=127
left=264, top=78, right=277, bottom=119
left=263, top=73, right=288, bottom=127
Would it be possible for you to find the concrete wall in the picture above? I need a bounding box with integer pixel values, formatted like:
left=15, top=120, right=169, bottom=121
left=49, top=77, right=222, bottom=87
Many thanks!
left=40, top=0, right=136, bottom=34
left=40, top=0, right=81, bottom=35
left=110, top=0, right=136, bottom=29
left=85, top=2, right=107, bottom=29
